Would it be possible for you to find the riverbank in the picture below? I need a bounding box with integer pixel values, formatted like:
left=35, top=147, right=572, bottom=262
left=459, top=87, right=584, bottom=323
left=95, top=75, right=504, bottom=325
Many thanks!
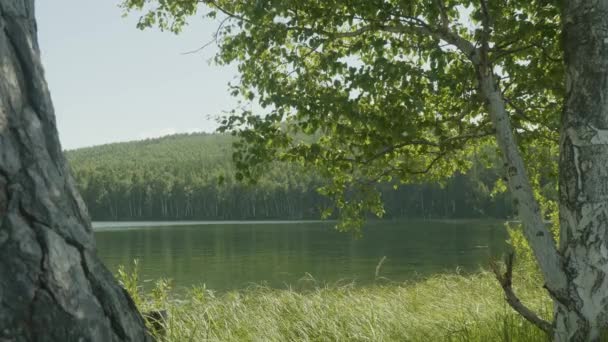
left=122, top=267, right=551, bottom=341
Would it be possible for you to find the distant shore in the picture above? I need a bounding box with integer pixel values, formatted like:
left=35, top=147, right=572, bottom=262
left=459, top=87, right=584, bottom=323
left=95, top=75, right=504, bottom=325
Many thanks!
left=91, top=218, right=510, bottom=231
left=92, top=220, right=333, bottom=231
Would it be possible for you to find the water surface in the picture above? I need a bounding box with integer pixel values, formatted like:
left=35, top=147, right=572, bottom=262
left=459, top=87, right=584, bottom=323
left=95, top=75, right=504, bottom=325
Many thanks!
left=93, top=220, right=508, bottom=291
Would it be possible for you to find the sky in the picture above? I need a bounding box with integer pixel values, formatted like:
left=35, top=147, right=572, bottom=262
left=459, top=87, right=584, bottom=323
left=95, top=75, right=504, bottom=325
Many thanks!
left=36, top=1, right=238, bottom=150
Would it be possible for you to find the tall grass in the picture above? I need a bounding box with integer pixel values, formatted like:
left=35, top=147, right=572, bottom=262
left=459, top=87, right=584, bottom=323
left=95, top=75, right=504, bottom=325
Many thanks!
left=118, top=262, right=552, bottom=342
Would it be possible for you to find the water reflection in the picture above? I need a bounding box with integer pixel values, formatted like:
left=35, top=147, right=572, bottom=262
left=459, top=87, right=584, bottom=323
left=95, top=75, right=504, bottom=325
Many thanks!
left=94, top=220, right=508, bottom=291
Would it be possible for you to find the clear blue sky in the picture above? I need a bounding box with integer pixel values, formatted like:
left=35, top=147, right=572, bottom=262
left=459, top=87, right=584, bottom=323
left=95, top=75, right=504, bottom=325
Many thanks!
left=37, top=1, right=238, bottom=150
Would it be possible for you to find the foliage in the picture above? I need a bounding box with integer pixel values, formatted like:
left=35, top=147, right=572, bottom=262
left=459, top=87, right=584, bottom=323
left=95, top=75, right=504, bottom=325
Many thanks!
left=120, top=0, right=562, bottom=233
left=67, top=133, right=515, bottom=221
left=506, top=206, right=559, bottom=271
left=67, top=133, right=328, bottom=220
left=117, top=259, right=144, bottom=308
left=120, top=266, right=551, bottom=342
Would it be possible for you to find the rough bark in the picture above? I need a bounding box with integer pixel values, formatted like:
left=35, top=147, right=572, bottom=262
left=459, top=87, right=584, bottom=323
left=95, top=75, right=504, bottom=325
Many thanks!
left=0, top=1, right=152, bottom=341
left=460, top=2, right=608, bottom=339
left=557, top=1, right=608, bottom=340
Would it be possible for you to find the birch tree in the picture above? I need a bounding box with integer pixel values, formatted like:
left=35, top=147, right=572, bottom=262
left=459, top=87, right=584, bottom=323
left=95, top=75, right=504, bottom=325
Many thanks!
left=0, top=1, right=151, bottom=340
left=122, top=0, right=608, bottom=340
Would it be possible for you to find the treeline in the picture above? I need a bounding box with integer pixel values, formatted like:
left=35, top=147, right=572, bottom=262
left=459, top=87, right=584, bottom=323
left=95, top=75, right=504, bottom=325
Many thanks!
left=66, top=133, right=513, bottom=221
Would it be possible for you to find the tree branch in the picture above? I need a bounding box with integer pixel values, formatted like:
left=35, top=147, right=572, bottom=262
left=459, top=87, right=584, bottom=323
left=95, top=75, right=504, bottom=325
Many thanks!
left=491, top=253, right=553, bottom=335
left=478, top=0, right=492, bottom=68
left=490, top=44, right=535, bottom=63
left=204, top=1, right=480, bottom=65
left=182, top=15, right=231, bottom=54
left=478, top=70, right=568, bottom=297
left=433, top=0, right=450, bottom=30
left=504, top=97, right=559, bottom=133
left=345, top=129, right=495, bottom=167
left=328, top=21, right=479, bottom=64
left=490, top=42, right=561, bottom=64
left=362, top=149, right=449, bottom=186
left=357, top=129, right=495, bottom=184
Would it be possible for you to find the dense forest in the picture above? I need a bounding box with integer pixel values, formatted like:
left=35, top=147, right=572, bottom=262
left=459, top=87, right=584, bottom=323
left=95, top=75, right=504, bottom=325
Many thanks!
left=66, top=133, right=513, bottom=221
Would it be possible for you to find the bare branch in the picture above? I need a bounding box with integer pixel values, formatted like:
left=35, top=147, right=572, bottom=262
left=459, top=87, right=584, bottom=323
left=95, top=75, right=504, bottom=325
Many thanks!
left=182, top=15, right=231, bottom=54
left=491, top=253, right=554, bottom=335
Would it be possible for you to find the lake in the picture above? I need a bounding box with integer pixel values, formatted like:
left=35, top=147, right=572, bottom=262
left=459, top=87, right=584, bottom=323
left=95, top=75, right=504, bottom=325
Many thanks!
left=93, top=220, right=508, bottom=291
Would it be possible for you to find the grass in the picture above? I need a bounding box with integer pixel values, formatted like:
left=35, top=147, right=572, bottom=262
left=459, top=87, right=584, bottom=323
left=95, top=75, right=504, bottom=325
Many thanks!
left=119, top=262, right=553, bottom=342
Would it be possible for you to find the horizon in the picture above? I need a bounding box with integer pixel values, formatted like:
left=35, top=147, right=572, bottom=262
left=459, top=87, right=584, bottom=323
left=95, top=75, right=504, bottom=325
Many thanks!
left=63, top=130, right=224, bottom=151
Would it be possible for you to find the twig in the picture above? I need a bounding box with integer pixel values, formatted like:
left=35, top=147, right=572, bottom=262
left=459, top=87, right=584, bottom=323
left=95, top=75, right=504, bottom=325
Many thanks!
left=375, top=256, right=387, bottom=280
left=182, top=15, right=231, bottom=55
left=491, top=252, right=553, bottom=335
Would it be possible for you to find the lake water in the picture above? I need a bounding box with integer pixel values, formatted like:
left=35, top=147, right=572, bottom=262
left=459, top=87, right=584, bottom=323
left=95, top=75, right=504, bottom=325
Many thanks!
left=93, top=220, right=508, bottom=291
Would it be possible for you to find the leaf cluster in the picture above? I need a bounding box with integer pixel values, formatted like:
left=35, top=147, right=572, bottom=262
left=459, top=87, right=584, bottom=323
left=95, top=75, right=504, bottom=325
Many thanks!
left=122, top=0, right=562, bottom=231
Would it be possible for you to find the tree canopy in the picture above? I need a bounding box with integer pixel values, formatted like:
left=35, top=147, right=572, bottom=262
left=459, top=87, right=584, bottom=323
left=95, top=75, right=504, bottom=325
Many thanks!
left=122, top=0, right=560, bottom=231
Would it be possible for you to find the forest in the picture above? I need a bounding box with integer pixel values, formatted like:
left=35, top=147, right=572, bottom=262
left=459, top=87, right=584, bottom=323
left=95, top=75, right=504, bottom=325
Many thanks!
left=66, top=132, right=515, bottom=221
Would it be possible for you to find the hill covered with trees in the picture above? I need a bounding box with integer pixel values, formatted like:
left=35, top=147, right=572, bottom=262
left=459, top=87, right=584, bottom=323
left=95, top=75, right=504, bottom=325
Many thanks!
left=66, top=133, right=513, bottom=221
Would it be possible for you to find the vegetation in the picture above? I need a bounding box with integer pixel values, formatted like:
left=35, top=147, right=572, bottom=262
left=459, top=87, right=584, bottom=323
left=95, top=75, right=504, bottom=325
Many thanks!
left=67, top=133, right=326, bottom=220
left=120, top=260, right=551, bottom=342
left=120, top=0, right=559, bottom=231
left=120, top=1, right=608, bottom=338
left=0, top=2, right=151, bottom=339
left=67, top=133, right=515, bottom=221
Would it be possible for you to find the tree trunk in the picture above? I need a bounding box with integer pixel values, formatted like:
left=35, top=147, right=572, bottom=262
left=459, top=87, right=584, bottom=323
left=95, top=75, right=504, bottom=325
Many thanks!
left=557, top=1, right=608, bottom=340
left=479, top=71, right=568, bottom=292
left=0, top=1, right=151, bottom=341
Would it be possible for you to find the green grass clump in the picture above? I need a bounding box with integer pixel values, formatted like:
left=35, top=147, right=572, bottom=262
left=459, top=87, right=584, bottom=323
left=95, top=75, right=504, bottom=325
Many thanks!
left=119, top=263, right=552, bottom=342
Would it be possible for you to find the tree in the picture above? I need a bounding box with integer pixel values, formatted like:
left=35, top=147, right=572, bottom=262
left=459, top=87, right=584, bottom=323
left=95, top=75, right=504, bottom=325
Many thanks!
left=66, top=132, right=510, bottom=220
left=122, top=0, right=606, bottom=340
left=558, top=1, right=608, bottom=340
left=0, top=1, right=151, bottom=340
